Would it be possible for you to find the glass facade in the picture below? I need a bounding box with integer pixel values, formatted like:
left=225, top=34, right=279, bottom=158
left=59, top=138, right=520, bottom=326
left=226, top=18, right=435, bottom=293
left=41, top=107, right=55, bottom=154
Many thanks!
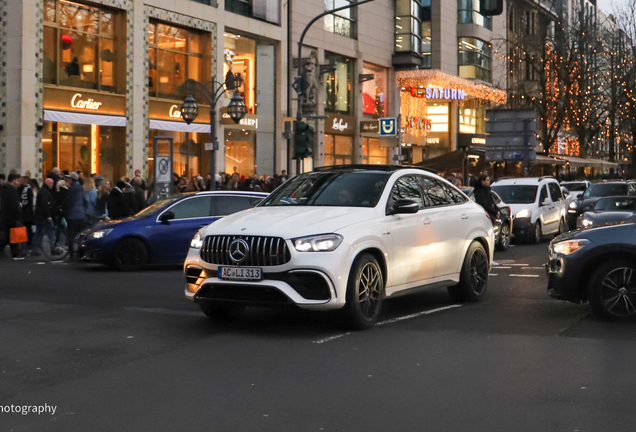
left=148, top=130, right=211, bottom=178
left=458, top=37, right=492, bottom=82
left=42, top=121, right=125, bottom=181
left=362, top=64, right=387, bottom=117
left=324, top=0, right=356, bottom=39
left=324, top=135, right=353, bottom=166
left=362, top=138, right=388, bottom=165
left=43, top=0, right=122, bottom=92
left=225, top=0, right=280, bottom=24
left=457, top=0, right=492, bottom=30
left=324, top=53, right=353, bottom=114
left=224, top=33, right=256, bottom=114
left=395, top=0, right=421, bottom=53
left=224, top=129, right=256, bottom=176
left=148, top=21, right=210, bottom=101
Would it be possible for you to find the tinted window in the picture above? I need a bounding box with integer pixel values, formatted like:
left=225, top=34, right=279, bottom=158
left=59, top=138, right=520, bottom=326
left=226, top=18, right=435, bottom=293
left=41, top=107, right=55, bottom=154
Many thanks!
left=594, top=197, right=636, bottom=211
left=491, top=185, right=538, bottom=204
left=441, top=181, right=468, bottom=204
left=389, top=175, right=425, bottom=209
left=167, top=196, right=213, bottom=219
left=548, top=183, right=563, bottom=201
left=540, top=186, right=549, bottom=203
left=561, top=182, right=587, bottom=192
left=213, top=196, right=255, bottom=216
left=261, top=171, right=390, bottom=207
left=135, top=196, right=180, bottom=218
left=583, top=183, right=628, bottom=198
left=420, top=177, right=451, bottom=207
left=630, top=184, right=636, bottom=196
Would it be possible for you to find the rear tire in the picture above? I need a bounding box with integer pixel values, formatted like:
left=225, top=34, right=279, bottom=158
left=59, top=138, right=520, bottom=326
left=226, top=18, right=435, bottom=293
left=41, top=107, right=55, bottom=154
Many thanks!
left=112, top=238, right=148, bottom=271
left=588, top=260, right=636, bottom=322
left=200, top=302, right=246, bottom=321
left=448, top=241, right=489, bottom=302
left=343, top=253, right=385, bottom=330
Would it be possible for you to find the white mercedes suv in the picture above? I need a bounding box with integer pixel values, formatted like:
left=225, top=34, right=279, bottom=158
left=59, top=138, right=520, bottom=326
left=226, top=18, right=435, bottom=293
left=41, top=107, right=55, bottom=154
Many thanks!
left=184, top=166, right=494, bottom=329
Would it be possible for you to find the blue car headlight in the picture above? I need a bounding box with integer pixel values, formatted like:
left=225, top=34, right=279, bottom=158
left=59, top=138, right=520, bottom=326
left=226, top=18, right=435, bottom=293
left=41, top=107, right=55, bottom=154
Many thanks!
left=91, top=229, right=113, bottom=239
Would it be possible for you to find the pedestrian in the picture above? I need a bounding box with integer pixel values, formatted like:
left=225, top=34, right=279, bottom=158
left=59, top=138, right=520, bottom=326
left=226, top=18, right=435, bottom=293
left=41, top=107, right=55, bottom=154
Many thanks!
left=280, top=170, right=288, bottom=181
left=18, top=175, right=35, bottom=253
left=32, top=178, right=56, bottom=256
left=197, top=175, right=206, bottom=191
left=473, top=174, right=499, bottom=221
left=131, top=177, right=147, bottom=211
left=134, top=169, right=147, bottom=191
left=108, top=181, right=133, bottom=219
left=84, top=176, right=98, bottom=226
left=96, top=180, right=111, bottom=217
left=0, top=173, right=24, bottom=259
left=63, top=172, right=86, bottom=258
left=185, top=176, right=200, bottom=192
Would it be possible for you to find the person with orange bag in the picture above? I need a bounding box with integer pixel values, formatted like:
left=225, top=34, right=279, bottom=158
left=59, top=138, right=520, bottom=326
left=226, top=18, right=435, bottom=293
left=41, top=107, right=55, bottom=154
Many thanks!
left=0, top=173, right=24, bottom=260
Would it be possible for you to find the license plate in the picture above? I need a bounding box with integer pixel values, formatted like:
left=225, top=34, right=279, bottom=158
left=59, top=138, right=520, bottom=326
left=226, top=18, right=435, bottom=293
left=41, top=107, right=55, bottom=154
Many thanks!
left=218, top=266, right=262, bottom=281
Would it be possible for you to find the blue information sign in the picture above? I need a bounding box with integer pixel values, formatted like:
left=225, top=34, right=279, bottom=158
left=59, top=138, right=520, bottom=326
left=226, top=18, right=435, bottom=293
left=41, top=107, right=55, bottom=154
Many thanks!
left=379, top=117, right=398, bottom=137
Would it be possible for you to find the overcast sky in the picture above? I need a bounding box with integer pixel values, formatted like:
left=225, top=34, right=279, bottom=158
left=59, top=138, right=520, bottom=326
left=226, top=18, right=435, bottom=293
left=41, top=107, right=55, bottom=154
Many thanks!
left=597, top=0, right=626, bottom=13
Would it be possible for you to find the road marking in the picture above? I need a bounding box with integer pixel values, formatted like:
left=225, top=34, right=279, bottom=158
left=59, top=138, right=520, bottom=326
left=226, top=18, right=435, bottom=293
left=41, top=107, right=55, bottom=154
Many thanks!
left=312, top=305, right=462, bottom=344
left=509, top=274, right=540, bottom=278
left=495, top=266, right=511, bottom=269
left=123, top=307, right=202, bottom=317
left=489, top=274, right=498, bottom=276
left=525, top=267, right=546, bottom=270
left=508, top=264, right=529, bottom=266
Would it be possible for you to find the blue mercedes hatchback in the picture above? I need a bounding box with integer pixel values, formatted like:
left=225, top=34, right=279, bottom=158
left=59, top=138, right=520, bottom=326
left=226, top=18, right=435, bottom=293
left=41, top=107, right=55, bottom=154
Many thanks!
left=77, top=191, right=267, bottom=271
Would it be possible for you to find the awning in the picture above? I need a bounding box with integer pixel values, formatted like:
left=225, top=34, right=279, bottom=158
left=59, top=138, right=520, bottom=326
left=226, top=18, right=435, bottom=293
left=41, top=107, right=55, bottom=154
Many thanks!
left=44, top=110, right=127, bottom=127
left=556, top=155, right=619, bottom=168
left=149, top=119, right=210, bottom=133
left=535, top=155, right=566, bottom=165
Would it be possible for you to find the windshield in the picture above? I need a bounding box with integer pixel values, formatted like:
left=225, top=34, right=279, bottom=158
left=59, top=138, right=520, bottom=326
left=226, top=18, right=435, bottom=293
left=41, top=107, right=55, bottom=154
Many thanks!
left=561, top=182, right=587, bottom=192
left=134, top=197, right=181, bottom=218
left=583, top=183, right=628, bottom=198
left=491, top=185, right=538, bottom=204
left=260, top=171, right=390, bottom=207
left=594, top=197, right=636, bottom=211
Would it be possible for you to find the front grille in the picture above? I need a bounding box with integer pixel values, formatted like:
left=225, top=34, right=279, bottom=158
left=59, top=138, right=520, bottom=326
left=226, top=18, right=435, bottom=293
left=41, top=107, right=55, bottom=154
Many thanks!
left=196, top=284, right=291, bottom=304
left=201, top=235, right=291, bottom=266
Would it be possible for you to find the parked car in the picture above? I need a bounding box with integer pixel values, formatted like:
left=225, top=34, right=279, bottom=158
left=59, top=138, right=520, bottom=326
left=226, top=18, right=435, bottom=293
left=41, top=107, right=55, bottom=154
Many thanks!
left=560, top=180, right=590, bottom=199
left=566, top=181, right=636, bottom=229
left=576, top=196, right=636, bottom=229
left=77, top=191, right=268, bottom=271
left=184, top=165, right=494, bottom=330
left=547, top=221, right=636, bottom=321
left=491, top=176, right=568, bottom=243
left=460, top=187, right=512, bottom=251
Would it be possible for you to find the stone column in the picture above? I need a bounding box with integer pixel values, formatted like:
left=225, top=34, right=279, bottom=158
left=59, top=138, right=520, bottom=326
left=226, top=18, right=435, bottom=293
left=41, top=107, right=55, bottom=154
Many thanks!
left=431, top=0, right=457, bottom=74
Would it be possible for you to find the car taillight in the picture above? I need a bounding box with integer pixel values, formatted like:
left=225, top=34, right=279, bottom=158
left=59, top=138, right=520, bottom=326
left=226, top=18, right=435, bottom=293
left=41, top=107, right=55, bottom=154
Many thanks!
left=507, top=206, right=511, bottom=215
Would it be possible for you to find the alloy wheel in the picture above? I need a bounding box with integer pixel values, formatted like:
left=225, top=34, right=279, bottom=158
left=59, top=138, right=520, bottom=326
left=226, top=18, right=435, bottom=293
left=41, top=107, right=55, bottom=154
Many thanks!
left=600, top=267, right=636, bottom=318
left=500, top=224, right=510, bottom=249
left=357, top=262, right=383, bottom=320
left=468, top=248, right=488, bottom=295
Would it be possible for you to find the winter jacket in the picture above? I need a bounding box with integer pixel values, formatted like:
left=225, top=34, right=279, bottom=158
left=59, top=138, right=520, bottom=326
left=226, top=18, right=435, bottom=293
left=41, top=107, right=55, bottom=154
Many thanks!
left=34, top=185, right=54, bottom=220
left=108, top=187, right=133, bottom=219
left=96, top=193, right=109, bottom=217
left=18, top=185, right=34, bottom=223
left=473, top=182, right=499, bottom=220
left=0, top=183, right=22, bottom=227
left=63, top=182, right=86, bottom=221
left=123, top=185, right=138, bottom=214
left=132, top=183, right=147, bottom=212
left=84, top=188, right=98, bottom=218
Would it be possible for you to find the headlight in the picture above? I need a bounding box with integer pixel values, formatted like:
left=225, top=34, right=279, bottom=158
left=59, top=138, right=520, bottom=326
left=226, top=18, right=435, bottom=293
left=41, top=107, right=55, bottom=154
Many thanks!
left=293, top=234, right=343, bottom=252
left=91, top=229, right=113, bottom=239
left=551, top=239, right=590, bottom=255
left=569, top=201, right=578, bottom=209
left=516, top=209, right=531, bottom=219
left=190, top=232, right=204, bottom=249
left=581, top=219, right=594, bottom=228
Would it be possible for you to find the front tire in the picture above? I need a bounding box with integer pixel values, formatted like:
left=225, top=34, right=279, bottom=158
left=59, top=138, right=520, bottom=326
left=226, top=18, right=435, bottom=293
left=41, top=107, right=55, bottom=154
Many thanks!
left=200, top=302, right=246, bottom=321
left=112, top=238, right=148, bottom=271
left=588, top=261, right=636, bottom=321
left=496, top=223, right=511, bottom=251
left=558, top=218, right=568, bottom=235
left=530, top=221, right=542, bottom=244
left=448, top=241, right=489, bottom=302
left=343, top=253, right=385, bottom=330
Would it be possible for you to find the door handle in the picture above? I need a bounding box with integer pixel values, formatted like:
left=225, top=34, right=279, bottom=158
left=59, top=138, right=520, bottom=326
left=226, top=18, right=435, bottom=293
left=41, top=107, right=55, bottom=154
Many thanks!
left=461, top=214, right=470, bottom=220
left=422, top=218, right=433, bottom=225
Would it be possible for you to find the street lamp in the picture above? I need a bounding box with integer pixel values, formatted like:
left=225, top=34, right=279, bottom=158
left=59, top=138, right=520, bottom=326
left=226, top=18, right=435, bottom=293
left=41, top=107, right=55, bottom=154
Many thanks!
left=179, top=73, right=247, bottom=190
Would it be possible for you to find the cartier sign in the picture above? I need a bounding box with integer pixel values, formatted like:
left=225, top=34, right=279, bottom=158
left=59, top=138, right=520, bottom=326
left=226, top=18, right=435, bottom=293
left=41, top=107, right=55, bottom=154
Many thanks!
left=43, top=87, right=126, bottom=116
left=71, top=93, right=103, bottom=110
left=148, top=99, right=210, bottom=124
left=169, top=105, right=182, bottom=119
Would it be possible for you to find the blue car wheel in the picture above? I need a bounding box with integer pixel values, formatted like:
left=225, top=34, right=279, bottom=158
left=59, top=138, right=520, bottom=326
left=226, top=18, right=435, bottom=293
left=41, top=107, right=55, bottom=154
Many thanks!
left=112, top=237, right=149, bottom=271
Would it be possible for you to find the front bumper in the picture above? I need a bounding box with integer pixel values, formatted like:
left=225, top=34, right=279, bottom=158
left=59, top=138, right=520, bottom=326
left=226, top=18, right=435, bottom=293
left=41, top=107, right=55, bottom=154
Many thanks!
left=183, top=241, right=352, bottom=311
left=512, top=217, right=531, bottom=237
left=546, top=252, right=585, bottom=303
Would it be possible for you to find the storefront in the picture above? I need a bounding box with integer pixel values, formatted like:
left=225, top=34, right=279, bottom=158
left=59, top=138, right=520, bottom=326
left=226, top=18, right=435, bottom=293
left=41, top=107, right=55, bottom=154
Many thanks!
left=360, top=120, right=390, bottom=165
left=42, top=0, right=127, bottom=181
left=221, top=107, right=259, bottom=175
left=323, top=114, right=356, bottom=166
left=396, top=69, right=506, bottom=164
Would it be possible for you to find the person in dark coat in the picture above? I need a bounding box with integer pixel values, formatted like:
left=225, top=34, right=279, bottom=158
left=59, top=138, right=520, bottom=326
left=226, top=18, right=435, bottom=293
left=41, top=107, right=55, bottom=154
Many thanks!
left=18, top=176, right=35, bottom=252
left=108, top=181, right=133, bottom=219
left=63, top=172, right=86, bottom=258
left=33, top=178, right=56, bottom=255
left=131, top=177, right=147, bottom=212
left=0, top=174, right=24, bottom=259
left=473, top=174, right=499, bottom=221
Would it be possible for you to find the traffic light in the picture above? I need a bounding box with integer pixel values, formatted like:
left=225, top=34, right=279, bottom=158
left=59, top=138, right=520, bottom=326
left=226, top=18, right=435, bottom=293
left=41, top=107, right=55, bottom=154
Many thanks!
left=480, top=0, right=503, bottom=16
left=294, top=121, right=314, bottom=159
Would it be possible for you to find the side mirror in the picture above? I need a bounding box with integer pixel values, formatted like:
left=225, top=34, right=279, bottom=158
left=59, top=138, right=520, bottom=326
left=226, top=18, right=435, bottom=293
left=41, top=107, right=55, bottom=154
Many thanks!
left=541, top=198, right=553, bottom=207
left=561, top=188, right=569, bottom=197
left=388, top=199, right=419, bottom=215
left=159, top=211, right=175, bottom=223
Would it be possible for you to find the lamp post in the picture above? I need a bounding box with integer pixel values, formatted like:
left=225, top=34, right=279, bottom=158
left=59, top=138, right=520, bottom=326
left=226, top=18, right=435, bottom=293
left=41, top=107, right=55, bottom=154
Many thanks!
left=180, top=73, right=247, bottom=190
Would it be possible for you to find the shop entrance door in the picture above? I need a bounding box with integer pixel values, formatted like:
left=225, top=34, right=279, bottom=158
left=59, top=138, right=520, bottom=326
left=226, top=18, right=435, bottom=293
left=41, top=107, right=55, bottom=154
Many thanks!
left=58, top=124, right=92, bottom=174
left=153, top=137, right=174, bottom=200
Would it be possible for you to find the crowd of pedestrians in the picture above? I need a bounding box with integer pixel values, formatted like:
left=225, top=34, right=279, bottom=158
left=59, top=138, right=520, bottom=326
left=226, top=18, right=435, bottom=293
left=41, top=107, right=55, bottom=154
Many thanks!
left=172, top=167, right=289, bottom=195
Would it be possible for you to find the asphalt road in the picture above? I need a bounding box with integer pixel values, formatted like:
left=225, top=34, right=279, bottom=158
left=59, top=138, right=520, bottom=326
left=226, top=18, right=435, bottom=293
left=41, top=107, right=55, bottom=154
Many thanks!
left=1, top=241, right=636, bottom=432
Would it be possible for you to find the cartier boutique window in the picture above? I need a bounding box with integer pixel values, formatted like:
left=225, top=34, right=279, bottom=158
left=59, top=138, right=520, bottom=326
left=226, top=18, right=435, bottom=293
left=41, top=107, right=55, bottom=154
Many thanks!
left=148, top=21, right=211, bottom=101
left=43, top=0, right=123, bottom=93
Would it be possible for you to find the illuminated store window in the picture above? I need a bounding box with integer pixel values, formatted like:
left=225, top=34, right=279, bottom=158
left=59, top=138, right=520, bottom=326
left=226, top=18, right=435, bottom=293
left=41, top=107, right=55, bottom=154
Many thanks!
left=224, top=33, right=256, bottom=114
left=224, top=129, right=256, bottom=176
left=324, top=135, right=353, bottom=166
left=324, top=53, right=353, bottom=114
left=426, top=103, right=449, bottom=132
left=148, top=130, right=211, bottom=178
left=362, top=138, right=388, bottom=165
left=362, top=63, right=387, bottom=117
left=43, top=0, right=122, bottom=93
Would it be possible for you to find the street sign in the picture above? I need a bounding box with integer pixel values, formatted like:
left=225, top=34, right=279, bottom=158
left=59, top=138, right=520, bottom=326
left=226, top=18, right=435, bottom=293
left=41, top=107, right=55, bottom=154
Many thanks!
left=393, top=154, right=407, bottom=161
left=292, top=76, right=310, bottom=95
left=485, top=109, right=537, bottom=169
left=379, top=117, right=398, bottom=136
left=204, top=142, right=219, bottom=151
left=486, top=135, right=537, bottom=148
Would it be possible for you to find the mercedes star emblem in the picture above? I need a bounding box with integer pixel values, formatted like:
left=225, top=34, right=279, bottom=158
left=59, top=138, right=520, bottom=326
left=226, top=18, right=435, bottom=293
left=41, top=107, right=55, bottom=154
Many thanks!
left=228, top=239, right=250, bottom=264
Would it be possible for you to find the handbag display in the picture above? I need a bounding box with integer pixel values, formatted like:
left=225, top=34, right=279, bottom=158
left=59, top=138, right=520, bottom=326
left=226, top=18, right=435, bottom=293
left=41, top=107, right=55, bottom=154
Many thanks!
left=9, top=226, right=28, bottom=244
